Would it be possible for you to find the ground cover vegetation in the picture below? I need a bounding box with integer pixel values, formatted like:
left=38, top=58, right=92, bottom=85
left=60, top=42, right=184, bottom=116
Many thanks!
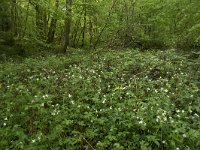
left=0, top=0, right=200, bottom=149
left=0, top=49, right=200, bottom=149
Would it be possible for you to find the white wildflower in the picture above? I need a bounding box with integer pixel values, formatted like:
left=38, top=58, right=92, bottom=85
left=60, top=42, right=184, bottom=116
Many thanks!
left=56, top=110, right=60, bottom=115
left=32, top=139, right=36, bottom=143
left=164, top=117, right=167, bottom=121
left=139, top=120, right=143, bottom=124
left=164, top=89, right=168, bottom=93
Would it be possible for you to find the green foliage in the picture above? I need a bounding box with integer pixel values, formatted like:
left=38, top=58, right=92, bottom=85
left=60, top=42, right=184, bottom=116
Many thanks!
left=0, top=0, right=199, bottom=50
left=0, top=49, right=199, bottom=149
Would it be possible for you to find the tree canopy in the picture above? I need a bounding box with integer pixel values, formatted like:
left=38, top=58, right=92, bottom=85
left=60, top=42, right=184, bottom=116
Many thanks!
left=0, top=0, right=199, bottom=51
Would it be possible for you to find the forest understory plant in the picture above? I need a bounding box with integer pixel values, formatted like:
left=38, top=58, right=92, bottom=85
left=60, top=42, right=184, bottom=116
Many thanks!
left=0, top=49, right=199, bottom=149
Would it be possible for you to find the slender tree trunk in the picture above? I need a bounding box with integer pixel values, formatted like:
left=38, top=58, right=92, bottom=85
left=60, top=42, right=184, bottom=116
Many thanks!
left=62, top=0, right=72, bottom=52
left=47, top=0, right=59, bottom=43
left=22, top=0, right=30, bottom=37
left=35, top=5, right=42, bottom=37
left=11, top=0, right=17, bottom=36
left=81, top=0, right=87, bottom=48
left=89, top=19, right=93, bottom=47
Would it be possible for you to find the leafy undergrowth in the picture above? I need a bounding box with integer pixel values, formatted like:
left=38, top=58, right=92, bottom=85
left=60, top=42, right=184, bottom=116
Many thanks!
left=0, top=49, right=199, bottom=149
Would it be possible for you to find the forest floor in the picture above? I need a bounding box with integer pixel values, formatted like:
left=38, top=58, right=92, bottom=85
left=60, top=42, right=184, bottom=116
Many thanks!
left=0, top=49, right=200, bottom=149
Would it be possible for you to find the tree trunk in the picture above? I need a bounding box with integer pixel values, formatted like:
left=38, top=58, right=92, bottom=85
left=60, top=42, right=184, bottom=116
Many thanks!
left=62, top=0, right=72, bottom=52
left=11, top=0, right=17, bottom=36
left=22, top=0, right=30, bottom=37
left=89, top=19, right=93, bottom=47
left=81, top=0, right=87, bottom=48
left=47, top=0, right=59, bottom=43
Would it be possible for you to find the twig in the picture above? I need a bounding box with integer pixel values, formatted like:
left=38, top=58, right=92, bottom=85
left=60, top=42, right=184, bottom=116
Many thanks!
left=80, top=135, right=95, bottom=150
